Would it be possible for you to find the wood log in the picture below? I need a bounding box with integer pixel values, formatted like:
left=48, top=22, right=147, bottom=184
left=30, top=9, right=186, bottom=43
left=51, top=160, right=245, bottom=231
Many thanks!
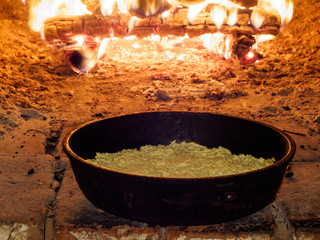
left=44, top=11, right=280, bottom=44
left=44, top=5, right=281, bottom=45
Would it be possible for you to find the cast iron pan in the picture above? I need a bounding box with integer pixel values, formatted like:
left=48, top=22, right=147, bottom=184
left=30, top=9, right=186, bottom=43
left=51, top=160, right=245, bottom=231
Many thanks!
left=63, top=112, right=296, bottom=225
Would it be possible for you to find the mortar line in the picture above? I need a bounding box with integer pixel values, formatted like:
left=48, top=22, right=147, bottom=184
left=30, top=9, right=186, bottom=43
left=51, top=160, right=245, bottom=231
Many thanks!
left=43, top=158, right=67, bottom=239
left=7, top=223, right=16, bottom=240
left=271, top=197, right=295, bottom=240
left=158, top=226, right=167, bottom=240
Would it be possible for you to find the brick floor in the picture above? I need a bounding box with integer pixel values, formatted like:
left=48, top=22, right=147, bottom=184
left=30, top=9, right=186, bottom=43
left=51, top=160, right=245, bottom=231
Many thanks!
left=0, top=127, right=319, bottom=239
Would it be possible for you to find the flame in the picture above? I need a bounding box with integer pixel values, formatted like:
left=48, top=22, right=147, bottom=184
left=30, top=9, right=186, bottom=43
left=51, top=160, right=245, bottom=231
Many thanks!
left=161, top=9, right=171, bottom=19
left=251, top=0, right=293, bottom=29
left=28, top=0, right=90, bottom=32
left=187, top=1, right=208, bottom=23
left=117, top=0, right=130, bottom=14
left=250, top=9, right=264, bottom=29
left=252, top=34, right=275, bottom=50
left=98, top=38, right=110, bottom=58
left=100, top=0, right=117, bottom=16
left=100, top=0, right=170, bottom=17
left=100, top=0, right=128, bottom=16
left=160, top=34, right=189, bottom=49
left=227, top=8, right=237, bottom=26
left=124, top=35, right=137, bottom=40
left=199, top=33, right=233, bottom=59
left=210, top=5, right=227, bottom=30
left=187, top=0, right=243, bottom=24
left=74, top=35, right=85, bottom=46
left=267, top=0, right=293, bottom=26
left=127, top=16, right=139, bottom=33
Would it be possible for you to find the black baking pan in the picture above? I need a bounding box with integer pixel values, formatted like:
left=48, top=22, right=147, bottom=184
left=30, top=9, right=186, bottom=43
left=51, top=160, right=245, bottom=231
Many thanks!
left=63, top=112, right=295, bottom=225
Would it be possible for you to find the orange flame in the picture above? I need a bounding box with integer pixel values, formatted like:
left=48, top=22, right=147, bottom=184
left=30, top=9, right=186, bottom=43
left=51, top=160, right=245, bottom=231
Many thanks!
left=187, top=1, right=208, bottom=23
left=187, top=0, right=243, bottom=24
left=161, top=9, right=171, bottom=19
left=250, top=9, right=264, bottom=29
left=252, top=34, right=275, bottom=51
left=251, top=0, right=293, bottom=29
left=100, top=0, right=117, bottom=16
left=271, top=0, right=294, bottom=26
left=210, top=5, right=226, bottom=30
left=28, top=0, right=90, bottom=32
left=100, top=0, right=129, bottom=16
left=199, top=33, right=233, bottom=59
left=100, top=0, right=169, bottom=17
left=227, top=7, right=237, bottom=26
left=98, top=38, right=110, bottom=59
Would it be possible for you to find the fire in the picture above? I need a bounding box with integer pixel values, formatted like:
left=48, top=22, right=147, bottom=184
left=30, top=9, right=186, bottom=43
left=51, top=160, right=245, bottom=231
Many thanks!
left=227, top=8, right=237, bottom=26
left=199, top=33, right=233, bottom=59
left=265, top=0, right=293, bottom=26
left=210, top=5, right=227, bottom=30
left=187, top=0, right=242, bottom=24
left=97, top=38, right=110, bottom=59
left=100, top=0, right=117, bottom=16
left=25, top=0, right=294, bottom=72
left=253, top=34, right=275, bottom=50
left=100, top=0, right=170, bottom=17
left=28, top=0, right=91, bottom=32
left=250, top=9, right=264, bottom=29
left=161, top=9, right=171, bottom=19
left=251, top=0, right=294, bottom=29
left=187, top=1, right=208, bottom=23
left=126, top=0, right=170, bottom=17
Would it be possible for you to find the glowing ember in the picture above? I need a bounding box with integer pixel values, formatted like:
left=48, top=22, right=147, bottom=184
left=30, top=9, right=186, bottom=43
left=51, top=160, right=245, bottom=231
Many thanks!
left=149, top=34, right=161, bottom=42
left=247, top=51, right=255, bottom=59
left=131, top=42, right=141, bottom=49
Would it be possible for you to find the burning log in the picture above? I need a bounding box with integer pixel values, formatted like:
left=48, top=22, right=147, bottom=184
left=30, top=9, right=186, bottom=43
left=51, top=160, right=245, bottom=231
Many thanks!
left=42, top=4, right=281, bottom=72
left=44, top=7, right=280, bottom=44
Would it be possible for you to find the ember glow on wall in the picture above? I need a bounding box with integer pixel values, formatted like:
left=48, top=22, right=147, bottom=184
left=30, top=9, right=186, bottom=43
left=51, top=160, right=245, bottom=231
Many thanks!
left=25, top=0, right=293, bottom=72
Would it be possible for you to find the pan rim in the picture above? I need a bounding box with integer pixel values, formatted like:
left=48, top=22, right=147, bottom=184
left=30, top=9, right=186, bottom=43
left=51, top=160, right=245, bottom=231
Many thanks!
left=63, top=111, right=296, bottom=181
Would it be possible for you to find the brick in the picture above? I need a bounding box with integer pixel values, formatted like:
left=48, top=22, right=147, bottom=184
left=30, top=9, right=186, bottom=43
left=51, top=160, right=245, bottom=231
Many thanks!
left=0, top=154, right=56, bottom=224
left=278, top=162, right=320, bottom=225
